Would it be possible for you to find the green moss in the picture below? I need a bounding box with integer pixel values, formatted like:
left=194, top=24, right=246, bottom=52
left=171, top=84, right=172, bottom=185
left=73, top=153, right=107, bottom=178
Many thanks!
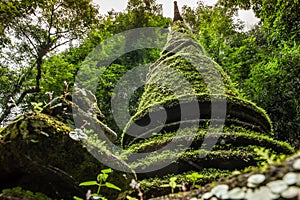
left=0, top=187, right=52, bottom=200
left=121, top=25, right=273, bottom=146
left=139, top=168, right=231, bottom=199
left=0, top=112, right=132, bottom=199
left=125, top=126, right=293, bottom=155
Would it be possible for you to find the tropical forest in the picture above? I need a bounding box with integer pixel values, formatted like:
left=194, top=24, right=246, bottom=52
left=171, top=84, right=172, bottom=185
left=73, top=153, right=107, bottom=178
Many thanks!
left=0, top=0, right=299, bottom=199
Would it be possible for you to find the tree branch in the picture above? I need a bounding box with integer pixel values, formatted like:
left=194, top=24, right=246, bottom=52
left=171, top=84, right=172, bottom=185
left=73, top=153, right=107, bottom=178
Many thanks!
left=47, top=4, right=55, bottom=44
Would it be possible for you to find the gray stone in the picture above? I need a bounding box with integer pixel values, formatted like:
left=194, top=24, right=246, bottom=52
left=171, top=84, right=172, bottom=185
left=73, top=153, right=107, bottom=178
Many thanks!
left=220, top=192, right=229, bottom=199
left=211, top=184, right=229, bottom=199
left=297, top=173, right=300, bottom=186
left=245, top=186, right=274, bottom=200
left=293, top=159, right=300, bottom=170
left=247, top=182, right=258, bottom=188
left=280, top=186, right=300, bottom=199
left=283, top=172, right=298, bottom=185
left=267, top=180, right=288, bottom=194
left=247, top=174, right=266, bottom=186
left=202, top=192, right=213, bottom=200
left=228, top=187, right=245, bottom=199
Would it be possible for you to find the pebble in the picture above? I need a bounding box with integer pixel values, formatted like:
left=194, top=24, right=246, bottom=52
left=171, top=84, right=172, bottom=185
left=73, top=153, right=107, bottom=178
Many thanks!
left=293, top=159, right=300, bottom=170
left=247, top=182, right=259, bottom=188
left=297, top=174, right=300, bottom=186
left=267, top=180, right=288, bottom=194
left=281, top=186, right=300, bottom=199
left=247, top=174, right=265, bottom=186
left=283, top=172, right=298, bottom=185
left=228, top=187, right=245, bottom=199
left=245, top=186, right=274, bottom=200
left=202, top=192, right=213, bottom=200
left=219, top=192, right=229, bottom=199
left=211, top=184, right=229, bottom=199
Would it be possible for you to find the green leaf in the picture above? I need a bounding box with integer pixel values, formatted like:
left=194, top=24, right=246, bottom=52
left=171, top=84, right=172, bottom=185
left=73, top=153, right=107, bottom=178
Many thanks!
left=79, top=180, right=98, bottom=186
left=101, top=168, right=113, bottom=174
left=170, top=177, right=177, bottom=182
left=170, top=181, right=177, bottom=188
left=104, top=182, right=121, bottom=191
left=160, top=184, right=170, bottom=187
left=73, top=196, right=83, bottom=200
left=126, top=196, right=139, bottom=200
left=97, top=173, right=109, bottom=182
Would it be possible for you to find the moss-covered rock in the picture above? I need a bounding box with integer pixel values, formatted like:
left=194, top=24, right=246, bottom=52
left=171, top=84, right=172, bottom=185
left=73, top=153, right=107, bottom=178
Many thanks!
left=0, top=112, right=133, bottom=199
left=0, top=187, right=52, bottom=200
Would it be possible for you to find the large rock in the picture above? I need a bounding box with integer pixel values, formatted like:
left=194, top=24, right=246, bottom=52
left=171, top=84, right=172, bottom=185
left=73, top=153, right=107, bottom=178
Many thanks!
left=0, top=111, right=134, bottom=199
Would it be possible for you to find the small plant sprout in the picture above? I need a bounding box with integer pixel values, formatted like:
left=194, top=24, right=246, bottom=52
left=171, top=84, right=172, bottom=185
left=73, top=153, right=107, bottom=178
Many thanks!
left=64, top=81, right=70, bottom=97
left=45, top=91, right=54, bottom=115
left=186, top=172, right=203, bottom=189
left=130, top=179, right=143, bottom=200
left=182, top=182, right=187, bottom=193
left=8, top=97, right=18, bottom=108
left=81, top=120, right=91, bottom=129
left=161, top=177, right=181, bottom=194
left=31, top=102, right=44, bottom=112
left=74, top=168, right=121, bottom=200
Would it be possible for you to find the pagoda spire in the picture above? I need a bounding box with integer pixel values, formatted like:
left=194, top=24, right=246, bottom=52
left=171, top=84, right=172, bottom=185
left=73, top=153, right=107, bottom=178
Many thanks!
left=173, top=1, right=183, bottom=22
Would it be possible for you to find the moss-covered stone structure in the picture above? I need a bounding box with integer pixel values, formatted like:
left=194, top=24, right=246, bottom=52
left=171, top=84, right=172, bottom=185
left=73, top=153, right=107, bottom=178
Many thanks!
left=0, top=92, right=134, bottom=199
left=120, top=11, right=294, bottom=199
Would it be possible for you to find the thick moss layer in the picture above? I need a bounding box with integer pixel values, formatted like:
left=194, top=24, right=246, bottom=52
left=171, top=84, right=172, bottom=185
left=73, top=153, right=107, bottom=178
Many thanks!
left=140, top=168, right=231, bottom=199
left=0, top=112, right=132, bottom=199
left=0, top=187, right=52, bottom=200
left=149, top=151, right=300, bottom=200
left=121, top=22, right=272, bottom=147
left=125, top=126, right=293, bottom=156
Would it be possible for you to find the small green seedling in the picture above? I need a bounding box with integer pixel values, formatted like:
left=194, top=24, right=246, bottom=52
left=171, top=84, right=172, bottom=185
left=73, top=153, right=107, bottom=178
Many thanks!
left=161, top=177, right=181, bottom=194
left=31, top=102, right=44, bottom=112
left=73, top=168, right=121, bottom=200
left=186, top=172, right=203, bottom=189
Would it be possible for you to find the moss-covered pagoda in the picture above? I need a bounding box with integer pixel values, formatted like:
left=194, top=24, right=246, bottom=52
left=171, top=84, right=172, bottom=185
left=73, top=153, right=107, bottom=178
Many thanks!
left=120, top=1, right=294, bottom=198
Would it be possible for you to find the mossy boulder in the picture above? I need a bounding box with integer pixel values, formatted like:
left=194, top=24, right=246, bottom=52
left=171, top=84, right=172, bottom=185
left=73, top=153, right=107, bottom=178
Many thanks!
left=0, top=112, right=133, bottom=199
left=0, top=187, right=52, bottom=200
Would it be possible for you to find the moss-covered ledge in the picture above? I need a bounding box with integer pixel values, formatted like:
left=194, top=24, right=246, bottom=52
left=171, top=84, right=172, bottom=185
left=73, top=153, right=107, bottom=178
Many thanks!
left=150, top=150, right=300, bottom=200
left=0, top=112, right=133, bottom=199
